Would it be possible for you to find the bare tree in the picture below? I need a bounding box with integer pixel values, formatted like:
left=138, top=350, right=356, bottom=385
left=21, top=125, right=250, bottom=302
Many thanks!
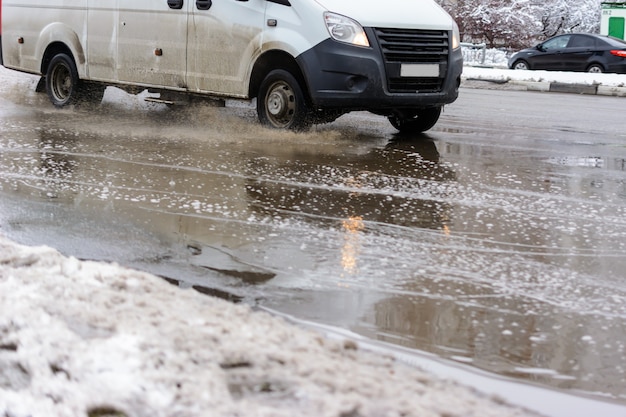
left=535, top=0, right=601, bottom=39
left=437, top=0, right=602, bottom=48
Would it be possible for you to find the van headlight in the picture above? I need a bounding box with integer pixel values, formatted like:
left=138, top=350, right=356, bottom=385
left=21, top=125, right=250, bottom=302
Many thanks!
left=324, top=12, right=370, bottom=47
left=452, top=21, right=461, bottom=49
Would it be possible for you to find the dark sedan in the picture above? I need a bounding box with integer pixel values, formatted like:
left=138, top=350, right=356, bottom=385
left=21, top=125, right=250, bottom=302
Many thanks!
left=508, top=33, right=626, bottom=74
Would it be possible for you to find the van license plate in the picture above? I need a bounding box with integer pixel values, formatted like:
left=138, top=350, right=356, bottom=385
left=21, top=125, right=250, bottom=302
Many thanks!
left=400, top=64, right=439, bottom=77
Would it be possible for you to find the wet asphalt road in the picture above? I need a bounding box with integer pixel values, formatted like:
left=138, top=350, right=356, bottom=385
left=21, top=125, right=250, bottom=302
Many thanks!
left=1, top=70, right=626, bottom=405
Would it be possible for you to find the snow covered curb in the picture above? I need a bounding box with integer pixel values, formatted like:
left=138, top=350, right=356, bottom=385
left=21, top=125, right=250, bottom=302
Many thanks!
left=462, top=66, right=626, bottom=97
left=0, top=235, right=540, bottom=417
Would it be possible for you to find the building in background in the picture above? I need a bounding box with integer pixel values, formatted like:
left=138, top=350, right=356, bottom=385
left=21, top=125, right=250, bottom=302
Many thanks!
left=602, top=2, right=626, bottom=39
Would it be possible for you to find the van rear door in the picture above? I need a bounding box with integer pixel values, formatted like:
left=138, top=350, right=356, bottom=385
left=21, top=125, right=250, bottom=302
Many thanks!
left=117, top=0, right=188, bottom=88
left=187, top=0, right=266, bottom=96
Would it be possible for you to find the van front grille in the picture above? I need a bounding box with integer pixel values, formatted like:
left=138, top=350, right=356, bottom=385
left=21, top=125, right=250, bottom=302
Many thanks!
left=374, top=28, right=449, bottom=93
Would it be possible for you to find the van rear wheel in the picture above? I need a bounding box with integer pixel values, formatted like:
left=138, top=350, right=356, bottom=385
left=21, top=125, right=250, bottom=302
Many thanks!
left=46, top=53, right=81, bottom=108
left=257, top=69, right=310, bottom=131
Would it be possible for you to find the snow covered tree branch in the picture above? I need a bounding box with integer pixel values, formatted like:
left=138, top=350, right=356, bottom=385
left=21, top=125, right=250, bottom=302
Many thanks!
left=437, top=0, right=602, bottom=49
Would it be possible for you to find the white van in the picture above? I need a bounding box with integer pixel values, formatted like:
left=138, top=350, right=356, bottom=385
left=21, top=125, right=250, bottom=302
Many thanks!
left=0, top=0, right=462, bottom=132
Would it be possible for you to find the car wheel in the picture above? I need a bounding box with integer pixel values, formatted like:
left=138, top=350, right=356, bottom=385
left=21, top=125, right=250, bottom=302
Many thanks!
left=512, top=60, right=530, bottom=70
left=388, top=107, right=442, bottom=133
left=587, top=64, right=604, bottom=73
left=46, top=53, right=81, bottom=108
left=257, top=69, right=311, bottom=131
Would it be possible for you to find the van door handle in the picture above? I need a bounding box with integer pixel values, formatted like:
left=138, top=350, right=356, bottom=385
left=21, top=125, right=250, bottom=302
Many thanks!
left=196, top=0, right=212, bottom=9
left=167, top=0, right=184, bottom=9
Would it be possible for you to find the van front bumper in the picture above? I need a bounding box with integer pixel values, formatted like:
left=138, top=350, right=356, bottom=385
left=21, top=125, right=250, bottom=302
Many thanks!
left=296, top=29, right=463, bottom=112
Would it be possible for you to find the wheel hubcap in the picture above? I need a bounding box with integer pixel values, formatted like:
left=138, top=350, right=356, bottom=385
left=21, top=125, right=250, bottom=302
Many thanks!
left=268, top=91, right=287, bottom=117
left=265, top=81, right=296, bottom=127
left=52, top=65, right=71, bottom=101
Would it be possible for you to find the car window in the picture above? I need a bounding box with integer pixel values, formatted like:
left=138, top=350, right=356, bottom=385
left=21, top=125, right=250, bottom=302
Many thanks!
left=567, top=35, right=596, bottom=48
left=543, top=35, right=570, bottom=50
left=605, top=36, right=626, bottom=47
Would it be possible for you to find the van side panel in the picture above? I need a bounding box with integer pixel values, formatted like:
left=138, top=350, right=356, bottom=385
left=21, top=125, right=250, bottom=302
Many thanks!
left=117, top=0, right=187, bottom=89
left=262, top=1, right=328, bottom=58
left=87, top=0, right=118, bottom=81
left=187, top=0, right=265, bottom=96
left=2, top=1, right=87, bottom=76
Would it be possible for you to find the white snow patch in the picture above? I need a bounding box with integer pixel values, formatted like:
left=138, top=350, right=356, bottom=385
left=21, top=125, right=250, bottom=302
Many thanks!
left=0, top=235, right=541, bottom=417
left=463, top=66, right=626, bottom=87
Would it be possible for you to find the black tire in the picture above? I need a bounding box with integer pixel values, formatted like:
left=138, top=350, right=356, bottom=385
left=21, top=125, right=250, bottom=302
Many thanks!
left=587, top=64, right=604, bottom=73
left=46, top=53, right=81, bottom=107
left=257, top=69, right=310, bottom=131
left=388, top=107, right=442, bottom=133
left=512, top=60, right=529, bottom=70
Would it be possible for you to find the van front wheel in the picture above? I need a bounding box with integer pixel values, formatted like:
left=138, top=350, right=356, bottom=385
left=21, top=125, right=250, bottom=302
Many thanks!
left=388, top=107, right=442, bottom=133
left=257, top=70, right=310, bottom=131
left=46, top=53, right=80, bottom=108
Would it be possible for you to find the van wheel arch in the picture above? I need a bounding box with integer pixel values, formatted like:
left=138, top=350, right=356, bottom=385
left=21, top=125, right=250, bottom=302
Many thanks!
left=249, top=51, right=309, bottom=102
left=250, top=51, right=313, bottom=131
left=42, top=46, right=105, bottom=107
left=41, top=42, right=76, bottom=77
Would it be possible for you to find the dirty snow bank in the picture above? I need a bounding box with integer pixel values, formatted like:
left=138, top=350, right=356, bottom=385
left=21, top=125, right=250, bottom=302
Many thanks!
left=0, top=235, right=541, bottom=417
left=463, top=66, right=626, bottom=87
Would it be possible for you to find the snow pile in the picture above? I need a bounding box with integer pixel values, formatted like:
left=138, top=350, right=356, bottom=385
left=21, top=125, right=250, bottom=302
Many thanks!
left=463, top=66, right=626, bottom=87
left=0, top=235, right=540, bottom=417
